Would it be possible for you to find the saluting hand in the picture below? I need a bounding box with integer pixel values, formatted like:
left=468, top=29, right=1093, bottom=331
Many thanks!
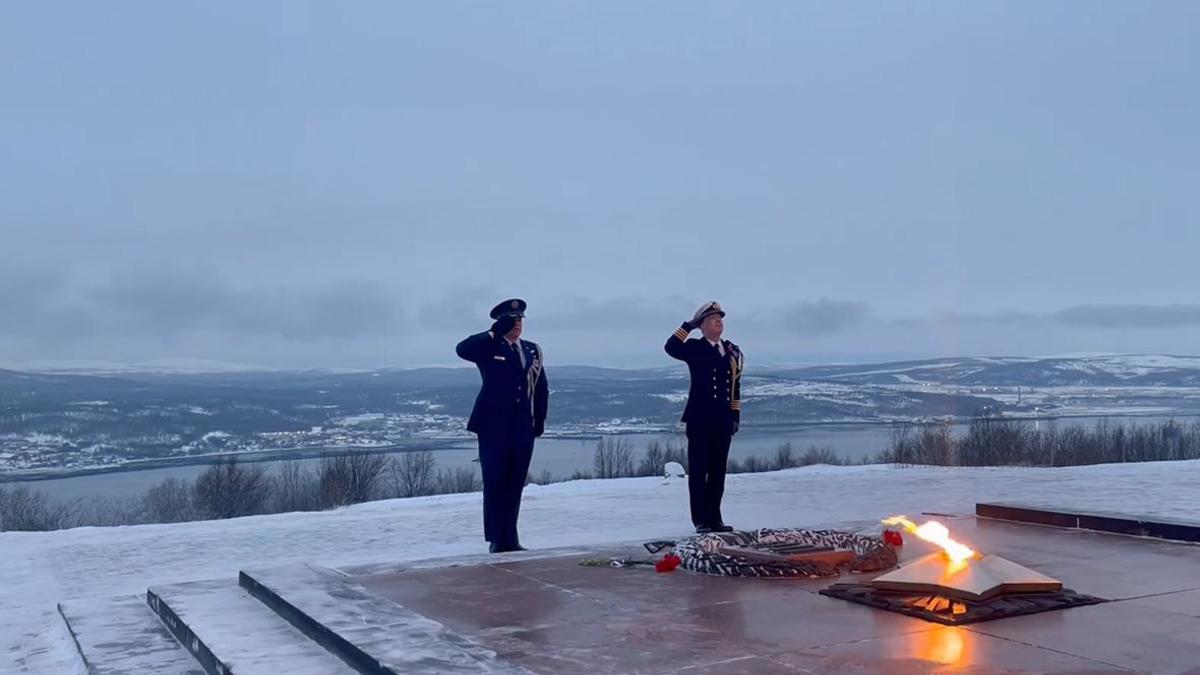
left=491, top=315, right=517, bottom=338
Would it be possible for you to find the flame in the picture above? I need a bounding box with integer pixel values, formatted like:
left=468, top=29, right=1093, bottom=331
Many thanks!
left=883, top=516, right=979, bottom=570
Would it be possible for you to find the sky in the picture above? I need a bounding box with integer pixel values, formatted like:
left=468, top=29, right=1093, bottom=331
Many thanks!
left=2, top=2, right=1198, bottom=369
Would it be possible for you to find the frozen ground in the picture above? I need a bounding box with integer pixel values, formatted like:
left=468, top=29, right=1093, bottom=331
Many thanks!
left=3, top=459, right=1198, bottom=673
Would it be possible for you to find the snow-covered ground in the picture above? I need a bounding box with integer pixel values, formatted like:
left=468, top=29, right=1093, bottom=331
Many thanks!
left=3, top=460, right=1199, bottom=672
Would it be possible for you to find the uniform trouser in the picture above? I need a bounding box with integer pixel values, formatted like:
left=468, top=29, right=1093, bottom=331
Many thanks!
left=478, top=422, right=535, bottom=547
left=686, top=424, right=733, bottom=527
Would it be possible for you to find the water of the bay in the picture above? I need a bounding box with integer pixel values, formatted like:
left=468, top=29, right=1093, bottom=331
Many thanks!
left=7, top=415, right=1194, bottom=502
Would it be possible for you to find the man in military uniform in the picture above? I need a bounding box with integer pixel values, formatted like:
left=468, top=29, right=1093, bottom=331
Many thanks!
left=664, top=301, right=744, bottom=534
left=456, top=298, right=549, bottom=553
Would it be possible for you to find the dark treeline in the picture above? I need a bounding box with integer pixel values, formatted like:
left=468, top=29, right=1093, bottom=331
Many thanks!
left=0, top=452, right=481, bottom=532
left=879, top=418, right=1200, bottom=466
left=4, top=418, right=1197, bottom=532
left=0, top=439, right=848, bottom=532
left=574, top=437, right=849, bottom=480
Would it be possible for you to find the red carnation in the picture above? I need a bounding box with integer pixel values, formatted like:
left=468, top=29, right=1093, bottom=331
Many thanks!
left=883, top=529, right=903, bottom=546
left=655, top=553, right=682, bottom=573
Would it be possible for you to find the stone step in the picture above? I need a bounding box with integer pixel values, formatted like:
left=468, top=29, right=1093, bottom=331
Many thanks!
left=976, top=502, right=1200, bottom=542
left=239, top=564, right=526, bottom=674
left=58, top=595, right=204, bottom=675
left=147, top=579, right=358, bottom=675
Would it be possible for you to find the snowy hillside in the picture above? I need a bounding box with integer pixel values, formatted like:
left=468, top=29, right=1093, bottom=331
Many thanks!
left=785, top=354, right=1200, bottom=387
left=3, top=459, right=1200, bottom=673
left=5, top=354, right=1200, bottom=476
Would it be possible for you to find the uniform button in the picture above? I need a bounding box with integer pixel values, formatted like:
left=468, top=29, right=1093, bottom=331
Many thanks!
left=713, top=395, right=718, bottom=399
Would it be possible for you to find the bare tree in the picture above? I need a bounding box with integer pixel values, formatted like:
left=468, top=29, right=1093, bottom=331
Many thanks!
left=593, top=436, right=634, bottom=479
left=907, top=423, right=954, bottom=466
left=883, top=421, right=915, bottom=465
left=387, top=451, right=437, bottom=498
left=141, top=478, right=198, bottom=523
left=194, top=457, right=269, bottom=519
left=799, top=446, right=845, bottom=466
left=319, top=452, right=388, bottom=508
left=67, top=496, right=141, bottom=527
left=663, top=437, right=689, bottom=473
left=0, top=485, right=73, bottom=532
left=435, top=467, right=481, bottom=494
left=637, top=441, right=666, bottom=477
left=741, top=455, right=768, bottom=473
left=271, top=461, right=319, bottom=513
left=770, top=442, right=796, bottom=471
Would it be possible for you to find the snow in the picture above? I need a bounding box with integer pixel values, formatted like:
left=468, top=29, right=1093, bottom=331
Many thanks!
left=743, top=380, right=862, bottom=398
left=23, top=433, right=70, bottom=446
left=240, top=564, right=518, bottom=673
left=57, top=595, right=202, bottom=675
left=2, top=460, right=1200, bottom=672
left=0, top=607, right=87, bottom=675
left=1029, top=354, right=1200, bottom=380
left=783, top=354, right=1200, bottom=386
left=808, top=361, right=969, bottom=379
left=333, top=413, right=387, bottom=426
left=150, top=579, right=360, bottom=675
left=664, top=461, right=686, bottom=479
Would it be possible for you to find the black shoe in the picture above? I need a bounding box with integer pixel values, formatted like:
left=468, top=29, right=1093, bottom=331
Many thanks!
left=695, top=525, right=713, bottom=534
left=712, top=523, right=734, bottom=532
left=490, top=542, right=527, bottom=553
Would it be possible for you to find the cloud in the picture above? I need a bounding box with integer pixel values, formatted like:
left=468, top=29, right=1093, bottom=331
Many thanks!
left=928, top=310, right=1046, bottom=328
left=529, top=297, right=689, bottom=332
left=8, top=264, right=407, bottom=344
left=780, top=299, right=872, bottom=335
left=417, top=287, right=499, bottom=331
left=8, top=276, right=1200, bottom=368
left=1054, top=304, right=1200, bottom=328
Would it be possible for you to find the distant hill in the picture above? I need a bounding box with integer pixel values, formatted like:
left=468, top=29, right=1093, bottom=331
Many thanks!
left=769, top=355, right=1200, bottom=388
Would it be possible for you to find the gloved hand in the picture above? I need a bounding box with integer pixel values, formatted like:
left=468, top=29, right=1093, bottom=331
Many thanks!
left=534, top=419, right=545, bottom=437
left=491, top=315, right=517, bottom=338
left=682, top=319, right=699, bottom=331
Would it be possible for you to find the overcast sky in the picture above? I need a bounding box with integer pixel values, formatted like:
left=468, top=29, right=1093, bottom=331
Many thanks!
left=2, top=2, right=1198, bottom=369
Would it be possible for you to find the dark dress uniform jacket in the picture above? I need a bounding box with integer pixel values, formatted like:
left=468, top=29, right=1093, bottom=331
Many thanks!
left=456, top=332, right=549, bottom=437
left=664, top=327, right=744, bottom=432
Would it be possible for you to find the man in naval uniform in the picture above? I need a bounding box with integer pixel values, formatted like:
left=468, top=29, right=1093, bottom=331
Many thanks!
left=456, top=298, right=549, bottom=553
left=664, top=301, right=744, bottom=534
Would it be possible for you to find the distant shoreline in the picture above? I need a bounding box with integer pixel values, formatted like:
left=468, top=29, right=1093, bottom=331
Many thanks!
left=0, top=440, right=467, bottom=483
left=4, top=411, right=1196, bottom=484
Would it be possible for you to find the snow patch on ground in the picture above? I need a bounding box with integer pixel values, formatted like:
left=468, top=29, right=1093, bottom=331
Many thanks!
left=2, top=460, right=1199, bottom=672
